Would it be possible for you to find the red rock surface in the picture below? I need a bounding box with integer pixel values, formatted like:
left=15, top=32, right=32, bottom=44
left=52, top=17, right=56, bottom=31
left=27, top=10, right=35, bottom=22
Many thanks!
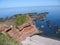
left=0, top=16, right=40, bottom=42
left=7, top=24, right=39, bottom=41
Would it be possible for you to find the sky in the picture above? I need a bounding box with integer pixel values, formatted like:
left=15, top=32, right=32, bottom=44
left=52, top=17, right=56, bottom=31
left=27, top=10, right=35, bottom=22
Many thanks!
left=0, top=0, right=60, bottom=8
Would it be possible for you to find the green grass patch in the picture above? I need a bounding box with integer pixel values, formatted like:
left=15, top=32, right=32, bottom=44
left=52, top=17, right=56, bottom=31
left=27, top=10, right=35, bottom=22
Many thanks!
left=0, top=32, right=21, bottom=45
left=15, top=15, right=29, bottom=26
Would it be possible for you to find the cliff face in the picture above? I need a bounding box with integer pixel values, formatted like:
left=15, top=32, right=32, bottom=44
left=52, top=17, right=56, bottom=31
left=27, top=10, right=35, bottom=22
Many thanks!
left=6, top=15, right=40, bottom=41
left=7, top=23, right=39, bottom=41
left=0, top=15, right=40, bottom=42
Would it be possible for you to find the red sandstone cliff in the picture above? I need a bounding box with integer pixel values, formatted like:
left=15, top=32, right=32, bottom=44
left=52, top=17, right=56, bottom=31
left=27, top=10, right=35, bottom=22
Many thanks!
left=0, top=15, right=40, bottom=42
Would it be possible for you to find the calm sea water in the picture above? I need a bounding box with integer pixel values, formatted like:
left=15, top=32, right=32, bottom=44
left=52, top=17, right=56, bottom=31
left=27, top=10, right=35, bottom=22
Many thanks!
left=0, top=6, right=60, bottom=40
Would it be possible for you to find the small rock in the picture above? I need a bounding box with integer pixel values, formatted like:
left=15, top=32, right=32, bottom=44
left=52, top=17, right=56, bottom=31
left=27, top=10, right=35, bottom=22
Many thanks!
left=41, top=25, right=44, bottom=28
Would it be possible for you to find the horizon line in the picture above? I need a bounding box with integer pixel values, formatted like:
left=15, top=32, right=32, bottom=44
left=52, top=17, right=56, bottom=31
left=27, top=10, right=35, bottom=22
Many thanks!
left=0, top=5, right=60, bottom=9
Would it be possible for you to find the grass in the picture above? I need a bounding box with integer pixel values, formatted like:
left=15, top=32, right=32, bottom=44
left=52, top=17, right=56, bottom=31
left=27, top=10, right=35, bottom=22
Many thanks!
left=0, top=32, right=21, bottom=45
left=15, top=15, right=29, bottom=26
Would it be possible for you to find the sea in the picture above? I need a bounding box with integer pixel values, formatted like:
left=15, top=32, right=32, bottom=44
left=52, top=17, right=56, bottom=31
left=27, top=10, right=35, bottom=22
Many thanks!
left=0, top=6, right=60, bottom=40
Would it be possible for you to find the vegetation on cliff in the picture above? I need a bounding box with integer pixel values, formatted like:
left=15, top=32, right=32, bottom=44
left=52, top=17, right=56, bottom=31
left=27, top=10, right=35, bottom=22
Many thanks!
left=14, top=14, right=29, bottom=26
left=0, top=32, right=21, bottom=45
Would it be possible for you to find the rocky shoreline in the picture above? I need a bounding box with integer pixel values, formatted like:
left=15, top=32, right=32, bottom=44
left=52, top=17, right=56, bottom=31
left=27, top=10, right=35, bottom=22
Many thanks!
left=0, top=14, right=41, bottom=42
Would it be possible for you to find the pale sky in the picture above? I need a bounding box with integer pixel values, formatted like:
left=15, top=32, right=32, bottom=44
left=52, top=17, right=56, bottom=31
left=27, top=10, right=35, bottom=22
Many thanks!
left=0, top=0, right=60, bottom=8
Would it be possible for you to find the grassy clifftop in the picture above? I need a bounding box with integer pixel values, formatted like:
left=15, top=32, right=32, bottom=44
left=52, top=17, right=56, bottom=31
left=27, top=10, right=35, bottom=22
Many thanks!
left=14, top=14, right=30, bottom=26
left=0, top=33, right=21, bottom=45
